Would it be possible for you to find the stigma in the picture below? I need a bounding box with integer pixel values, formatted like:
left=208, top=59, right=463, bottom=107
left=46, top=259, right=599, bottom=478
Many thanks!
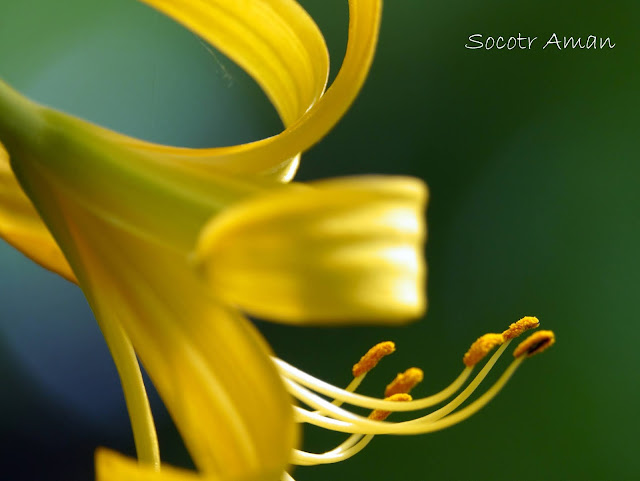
left=273, top=316, right=554, bottom=479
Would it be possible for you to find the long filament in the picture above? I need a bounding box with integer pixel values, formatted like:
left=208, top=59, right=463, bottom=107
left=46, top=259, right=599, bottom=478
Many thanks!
left=274, top=356, right=472, bottom=412
left=288, top=342, right=513, bottom=435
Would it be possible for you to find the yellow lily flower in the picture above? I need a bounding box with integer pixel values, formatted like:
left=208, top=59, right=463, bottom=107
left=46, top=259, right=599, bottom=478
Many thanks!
left=0, top=1, right=555, bottom=480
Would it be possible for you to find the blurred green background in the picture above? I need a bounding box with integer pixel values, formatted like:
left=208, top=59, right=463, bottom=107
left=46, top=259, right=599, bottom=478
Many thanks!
left=1, top=0, right=638, bottom=480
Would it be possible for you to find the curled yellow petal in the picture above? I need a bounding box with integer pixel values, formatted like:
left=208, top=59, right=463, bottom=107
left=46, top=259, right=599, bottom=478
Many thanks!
left=139, top=0, right=328, bottom=128
left=131, top=0, right=330, bottom=182
left=195, top=176, right=428, bottom=324
left=114, top=0, right=381, bottom=182
left=0, top=143, right=75, bottom=281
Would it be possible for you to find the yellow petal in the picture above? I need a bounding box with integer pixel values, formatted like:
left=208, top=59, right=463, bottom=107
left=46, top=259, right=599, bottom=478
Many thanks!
left=0, top=82, right=296, bottom=479
left=196, top=176, right=428, bottom=324
left=112, top=0, right=331, bottom=182
left=0, top=0, right=381, bottom=278
left=0, top=80, right=275, bottom=253
left=139, top=0, right=328, bottom=129
left=101, top=0, right=381, bottom=182
left=96, top=448, right=283, bottom=481
left=96, top=449, right=206, bottom=481
left=25, top=181, right=296, bottom=478
left=0, top=143, right=75, bottom=281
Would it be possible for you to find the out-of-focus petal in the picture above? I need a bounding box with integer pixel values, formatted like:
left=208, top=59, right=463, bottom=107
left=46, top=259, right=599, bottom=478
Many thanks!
left=97, top=448, right=205, bottom=481
left=196, top=176, right=428, bottom=324
left=0, top=143, right=75, bottom=281
left=96, top=448, right=282, bottom=481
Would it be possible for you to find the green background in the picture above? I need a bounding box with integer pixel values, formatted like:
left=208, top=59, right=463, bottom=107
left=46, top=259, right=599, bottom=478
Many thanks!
left=1, top=0, right=638, bottom=480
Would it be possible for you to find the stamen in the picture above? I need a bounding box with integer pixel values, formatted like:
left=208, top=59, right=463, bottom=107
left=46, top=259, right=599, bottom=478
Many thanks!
left=513, top=330, right=555, bottom=358
left=319, top=342, right=396, bottom=414
left=415, top=335, right=554, bottom=433
left=275, top=357, right=472, bottom=412
left=292, top=431, right=364, bottom=466
left=292, top=375, right=416, bottom=466
left=292, top=431, right=366, bottom=466
left=403, top=355, right=526, bottom=434
left=369, top=393, right=413, bottom=421
left=352, top=341, right=395, bottom=377
left=502, top=316, right=540, bottom=340
left=287, top=341, right=512, bottom=434
left=320, top=376, right=364, bottom=414
left=339, top=341, right=396, bottom=406
left=463, top=333, right=504, bottom=367
left=294, top=329, right=553, bottom=442
left=384, top=368, right=424, bottom=397
left=401, top=341, right=511, bottom=426
left=286, top=315, right=552, bottom=471
left=306, top=393, right=412, bottom=465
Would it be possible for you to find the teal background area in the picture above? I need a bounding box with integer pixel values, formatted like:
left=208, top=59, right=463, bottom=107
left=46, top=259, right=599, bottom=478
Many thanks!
left=1, top=0, right=639, bottom=480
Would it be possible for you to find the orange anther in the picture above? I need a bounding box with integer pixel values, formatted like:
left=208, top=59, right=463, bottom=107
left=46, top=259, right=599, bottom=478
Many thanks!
left=352, top=341, right=396, bottom=377
left=463, top=333, right=504, bottom=367
left=502, top=316, right=540, bottom=341
left=384, top=367, right=424, bottom=397
left=513, top=330, right=555, bottom=358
